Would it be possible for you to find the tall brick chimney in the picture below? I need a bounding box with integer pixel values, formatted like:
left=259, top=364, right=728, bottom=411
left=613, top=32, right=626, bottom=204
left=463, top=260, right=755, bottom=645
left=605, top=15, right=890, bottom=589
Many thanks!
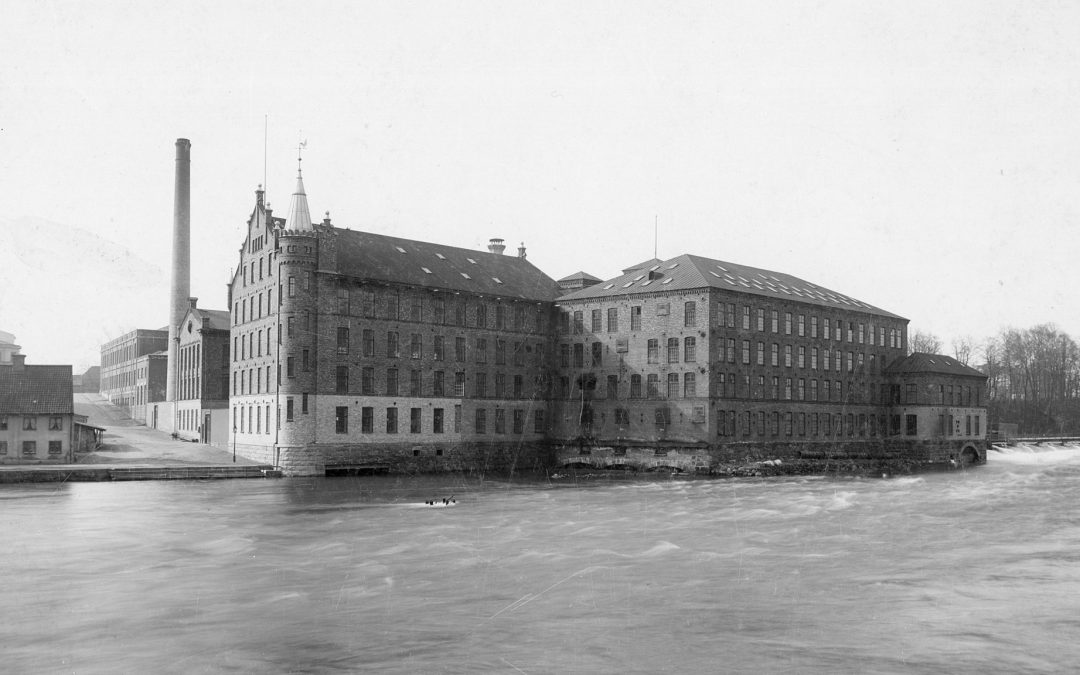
left=166, top=138, right=191, bottom=403
left=488, top=237, right=506, bottom=254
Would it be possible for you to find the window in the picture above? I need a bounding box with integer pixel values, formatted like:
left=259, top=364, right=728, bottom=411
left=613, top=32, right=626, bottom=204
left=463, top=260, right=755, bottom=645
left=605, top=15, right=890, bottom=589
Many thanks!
left=23, top=416, right=36, bottom=431
left=592, top=342, right=603, bottom=367
left=288, top=276, right=296, bottom=297
left=590, top=309, right=602, bottom=333
left=387, top=331, right=400, bottom=358
left=410, top=369, right=421, bottom=396
left=433, top=408, right=444, bottom=434
left=798, top=346, right=805, bottom=369
left=630, top=374, right=642, bottom=399
left=630, top=306, right=642, bottom=331
left=647, top=339, right=659, bottom=364
left=741, top=340, right=750, bottom=364
left=667, top=373, right=679, bottom=398
left=286, top=356, right=295, bottom=378
left=534, top=410, right=545, bottom=433
left=434, top=297, right=445, bottom=324
left=685, top=337, right=697, bottom=362
left=335, top=407, right=348, bottom=433
left=411, top=408, right=421, bottom=433
left=387, top=292, right=399, bottom=320
left=495, top=339, right=506, bottom=365
left=0, top=416, right=6, bottom=430
left=335, top=366, right=348, bottom=394
left=433, top=335, right=445, bottom=361
left=0, top=441, right=6, bottom=454
left=684, top=372, right=696, bottom=398
left=411, top=334, right=422, bottom=359
left=455, top=337, right=466, bottom=362
left=387, top=368, right=399, bottom=396
left=286, top=397, right=295, bottom=421
left=302, top=349, right=310, bottom=371
left=647, top=374, right=659, bottom=399
left=48, top=440, right=62, bottom=455
left=771, top=343, right=779, bottom=367
left=906, top=414, right=918, bottom=436
left=23, top=441, right=37, bottom=456
left=362, top=367, right=374, bottom=395
left=742, top=306, right=751, bottom=330
left=455, top=372, right=466, bottom=396
left=684, top=301, right=697, bottom=327
left=572, top=310, right=583, bottom=334
left=434, top=371, right=445, bottom=397
left=475, top=338, right=487, bottom=364
left=386, top=407, right=398, bottom=434
left=337, top=327, right=349, bottom=354
left=784, top=312, right=792, bottom=335
left=771, top=310, right=779, bottom=333
left=607, top=307, right=618, bottom=332
left=302, top=393, right=309, bottom=414
left=361, top=407, right=373, bottom=433
left=667, top=338, right=679, bottom=363
left=49, top=416, right=63, bottom=431
left=361, top=329, right=375, bottom=357
left=474, top=372, right=487, bottom=398
left=756, top=308, right=765, bottom=331
left=475, top=408, right=487, bottom=433
left=784, top=345, right=792, bottom=367
left=573, top=343, right=584, bottom=368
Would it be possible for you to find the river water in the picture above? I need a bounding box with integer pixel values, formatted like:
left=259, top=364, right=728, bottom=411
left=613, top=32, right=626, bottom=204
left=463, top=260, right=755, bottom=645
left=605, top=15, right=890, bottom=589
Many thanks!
left=3, top=447, right=1079, bottom=674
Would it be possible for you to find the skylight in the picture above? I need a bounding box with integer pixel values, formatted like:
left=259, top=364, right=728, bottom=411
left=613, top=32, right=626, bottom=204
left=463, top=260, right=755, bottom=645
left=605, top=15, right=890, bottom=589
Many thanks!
left=467, top=258, right=477, bottom=264
left=461, top=272, right=471, bottom=279
left=435, top=253, right=446, bottom=260
left=603, top=283, right=614, bottom=290
left=492, top=277, right=502, bottom=284
left=623, top=281, right=634, bottom=288
left=667, top=263, right=679, bottom=269
left=662, top=278, right=673, bottom=284
left=395, top=246, right=406, bottom=253
left=421, top=267, right=432, bottom=274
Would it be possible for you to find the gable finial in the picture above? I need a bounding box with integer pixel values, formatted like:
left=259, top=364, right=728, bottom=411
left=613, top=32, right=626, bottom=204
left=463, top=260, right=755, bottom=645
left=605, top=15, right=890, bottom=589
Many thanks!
left=297, top=134, right=307, bottom=178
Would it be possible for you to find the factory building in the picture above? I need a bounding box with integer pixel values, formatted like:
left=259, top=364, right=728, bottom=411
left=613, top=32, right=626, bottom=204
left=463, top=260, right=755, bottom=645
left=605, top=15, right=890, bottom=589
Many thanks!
left=228, top=172, right=560, bottom=474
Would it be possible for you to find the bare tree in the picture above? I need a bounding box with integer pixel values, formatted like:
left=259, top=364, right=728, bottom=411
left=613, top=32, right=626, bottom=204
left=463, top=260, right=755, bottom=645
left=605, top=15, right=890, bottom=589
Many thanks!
left=909, top=330, right=943, bottom=355
left=952, top=335, right=975, bottom=365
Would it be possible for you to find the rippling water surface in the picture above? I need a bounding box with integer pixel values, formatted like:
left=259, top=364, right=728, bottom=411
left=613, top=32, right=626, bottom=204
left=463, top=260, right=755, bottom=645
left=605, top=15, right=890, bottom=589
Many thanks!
left=4, top=447, right=1080, bottom=674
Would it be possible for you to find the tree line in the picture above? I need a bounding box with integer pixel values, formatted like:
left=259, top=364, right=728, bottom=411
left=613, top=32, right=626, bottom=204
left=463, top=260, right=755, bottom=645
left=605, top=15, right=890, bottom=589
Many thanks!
left=910, top=325, right=1080, bottom=436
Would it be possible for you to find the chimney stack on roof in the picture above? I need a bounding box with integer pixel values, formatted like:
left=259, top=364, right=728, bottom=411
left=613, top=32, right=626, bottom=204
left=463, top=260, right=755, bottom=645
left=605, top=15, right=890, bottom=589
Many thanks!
left=488, top=238, right=506, bottom=255
left=11, top=353, right=26, bottom=372
left=517, top=242, right=527, bottom=258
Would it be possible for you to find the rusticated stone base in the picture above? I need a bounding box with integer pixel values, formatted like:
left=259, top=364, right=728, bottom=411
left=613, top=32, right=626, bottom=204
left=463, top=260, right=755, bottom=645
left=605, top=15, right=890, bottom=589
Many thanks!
left=239, top=441, right=558, bottom=477
left=555, top=438, right=987, bottom=477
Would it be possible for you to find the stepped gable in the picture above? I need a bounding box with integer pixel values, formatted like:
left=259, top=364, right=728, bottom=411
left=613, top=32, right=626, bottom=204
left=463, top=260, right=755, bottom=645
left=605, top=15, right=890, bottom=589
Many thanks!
left=557, top=252, right=904, bottom=319
left=0, top=364, right=73, bottom=414
left=333, top=229, right=562, bottom=301
left=885, top=352, right=986, bottom=378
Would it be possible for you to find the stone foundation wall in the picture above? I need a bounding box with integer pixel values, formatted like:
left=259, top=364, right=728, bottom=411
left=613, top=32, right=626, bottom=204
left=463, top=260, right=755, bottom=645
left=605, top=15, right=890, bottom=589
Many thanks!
left=238, top=441, right=557, bottom=476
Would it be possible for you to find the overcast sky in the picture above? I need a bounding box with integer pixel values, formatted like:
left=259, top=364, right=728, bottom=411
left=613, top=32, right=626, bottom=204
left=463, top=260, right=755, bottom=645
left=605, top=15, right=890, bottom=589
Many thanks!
left=2, top=1, right=1078, bottom=370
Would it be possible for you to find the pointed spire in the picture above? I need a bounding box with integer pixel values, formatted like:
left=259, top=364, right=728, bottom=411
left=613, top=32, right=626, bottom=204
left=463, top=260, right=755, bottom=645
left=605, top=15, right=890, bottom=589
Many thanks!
left=285, top=139, right=312, bottom=230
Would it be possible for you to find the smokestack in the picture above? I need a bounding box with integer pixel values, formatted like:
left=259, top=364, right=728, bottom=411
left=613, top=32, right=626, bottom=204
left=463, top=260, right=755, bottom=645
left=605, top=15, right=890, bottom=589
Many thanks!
left=166, top=138, right=191, bottom=403
left=488, top=237, right=506, bottom=255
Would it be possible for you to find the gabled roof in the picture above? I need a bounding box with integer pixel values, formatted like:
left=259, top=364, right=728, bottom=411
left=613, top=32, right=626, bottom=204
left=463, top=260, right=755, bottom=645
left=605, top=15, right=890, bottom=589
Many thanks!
left=180, top=307, right=230, bottom=334
left=0, top=364, right=73, bottom=415
left=622, top=258, right=662, bottom=274
left=558, top=253, right=904, bottom=319
left=558, top=271, right=602, bottom=283
left=885, top=352, right=986, bottom=378
left=334, top=229, right=562, bottom=302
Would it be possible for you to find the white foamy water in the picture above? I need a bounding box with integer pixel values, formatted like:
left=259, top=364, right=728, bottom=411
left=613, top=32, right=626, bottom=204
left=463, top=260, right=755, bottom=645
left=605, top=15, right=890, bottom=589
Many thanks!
left=3, top=454, right=1080, bottom=674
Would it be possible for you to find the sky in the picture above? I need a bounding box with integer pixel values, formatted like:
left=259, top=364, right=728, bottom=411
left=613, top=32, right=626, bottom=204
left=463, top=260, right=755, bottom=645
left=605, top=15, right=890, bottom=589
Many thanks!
left=2, top=1, right=1079, bottom=370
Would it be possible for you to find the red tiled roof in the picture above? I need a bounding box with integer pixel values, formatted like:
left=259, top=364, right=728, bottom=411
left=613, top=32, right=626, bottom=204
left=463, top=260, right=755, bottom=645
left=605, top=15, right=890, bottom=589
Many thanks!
left=0, top=364, right=74, bottom=414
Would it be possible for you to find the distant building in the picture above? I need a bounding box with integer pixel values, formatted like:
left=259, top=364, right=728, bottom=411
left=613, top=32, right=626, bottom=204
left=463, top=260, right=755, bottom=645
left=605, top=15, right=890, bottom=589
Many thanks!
left=100, top=328, right=168, bottom=412
left=137, top=352, right=168, bottom=426
left=73, top=366, right=100, bottom=393
left=0, top=354, right=74, bottom=464
left=174, top=299, right=230, bottom=444
left=556, top=271, right=602, bottom=293
left=0, top=330, right=21, bottom=365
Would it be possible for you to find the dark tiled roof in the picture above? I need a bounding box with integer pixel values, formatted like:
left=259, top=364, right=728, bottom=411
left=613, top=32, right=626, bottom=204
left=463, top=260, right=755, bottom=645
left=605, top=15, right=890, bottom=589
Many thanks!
left=197, top=309, right=230, bottom=331
left=885, top=352, right=986, bottom=378
left=334, top=229, right=562, bottom=302
left=558, top=271, right=602, bottom=283
left=622, top=257, right=663, bottom=274
left=0, top=365, right=73, bottom=414
left=558, top=253, right=904, bottom=319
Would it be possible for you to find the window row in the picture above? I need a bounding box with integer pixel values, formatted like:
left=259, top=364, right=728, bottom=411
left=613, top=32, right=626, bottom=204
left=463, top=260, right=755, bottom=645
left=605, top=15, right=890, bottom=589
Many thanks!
left=334, top=329, right=544, bottom=367
left=325, top=367, right=542, bottom=400
left=328, top=405, right=546, bottom=435
left=721, top=341, right=888, bottom=374
left=0, top=440, right=63, bottom=456
left=716, top=304, right=905, bottom=350
left=0, top=416, right=64, bottom=431
left=714, top=374, right=888, bottom=404
left=561, top=302, right=698, bottom=334
left=557, top=372, right=699, bottom=400
left=716, top=410, right=919, bottom=439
